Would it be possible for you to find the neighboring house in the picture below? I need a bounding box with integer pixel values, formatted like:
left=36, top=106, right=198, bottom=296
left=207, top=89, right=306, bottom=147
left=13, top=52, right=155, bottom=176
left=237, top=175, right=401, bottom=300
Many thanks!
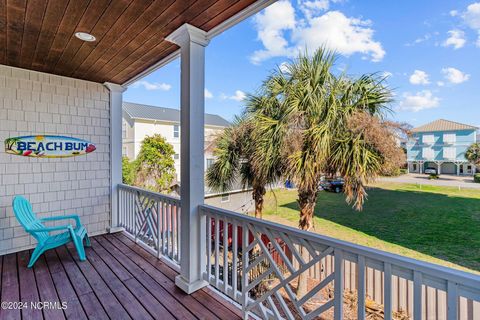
left=122, top=101, right=230, bottom=180
left=122, top=102, right=255, bottom=212
left=407, top=119, right=478, bottom=175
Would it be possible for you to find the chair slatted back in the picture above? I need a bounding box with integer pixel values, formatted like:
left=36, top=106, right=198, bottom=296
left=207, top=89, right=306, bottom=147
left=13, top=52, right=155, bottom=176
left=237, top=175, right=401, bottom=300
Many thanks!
left=12, top=196, right=48, bottom=242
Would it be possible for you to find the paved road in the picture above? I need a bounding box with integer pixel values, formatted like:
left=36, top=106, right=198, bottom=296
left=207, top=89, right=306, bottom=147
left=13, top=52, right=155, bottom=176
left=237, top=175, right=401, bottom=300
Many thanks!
left=379, top=173, right=480, bottom=189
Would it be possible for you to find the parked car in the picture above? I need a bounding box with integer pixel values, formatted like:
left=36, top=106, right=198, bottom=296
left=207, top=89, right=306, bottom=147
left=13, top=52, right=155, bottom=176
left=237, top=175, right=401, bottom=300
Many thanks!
left=320, top=179, right=344, bottom=193
left=424, top=167, right=437, bottom=175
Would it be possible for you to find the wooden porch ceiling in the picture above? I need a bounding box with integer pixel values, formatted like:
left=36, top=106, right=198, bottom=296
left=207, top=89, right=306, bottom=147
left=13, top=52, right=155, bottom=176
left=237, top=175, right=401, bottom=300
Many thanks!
left=0, top=0, right=257, bottom=84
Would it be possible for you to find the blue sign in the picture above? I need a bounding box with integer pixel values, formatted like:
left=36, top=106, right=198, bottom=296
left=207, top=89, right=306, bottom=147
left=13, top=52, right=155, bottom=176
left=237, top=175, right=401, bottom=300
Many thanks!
left=5, top=135, right=96, bottom=158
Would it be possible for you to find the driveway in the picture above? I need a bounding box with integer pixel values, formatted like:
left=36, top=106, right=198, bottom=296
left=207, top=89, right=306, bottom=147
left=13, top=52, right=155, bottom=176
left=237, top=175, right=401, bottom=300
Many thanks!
left=379, top=173, right=480, bottom=189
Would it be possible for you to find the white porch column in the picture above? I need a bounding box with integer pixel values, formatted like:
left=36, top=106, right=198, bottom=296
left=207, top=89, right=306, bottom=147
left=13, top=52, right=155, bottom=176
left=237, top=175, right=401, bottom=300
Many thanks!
left=104, top=82, right=126, bottom=232
left=437, top=162, right=441, bottom=174
left=166, top=24, right=209, bottom=294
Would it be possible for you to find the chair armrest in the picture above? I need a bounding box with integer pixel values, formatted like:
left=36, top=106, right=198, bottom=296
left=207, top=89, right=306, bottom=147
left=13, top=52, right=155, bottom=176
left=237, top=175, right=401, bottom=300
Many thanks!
left=28, top=225, right=72, bottom=233
left=40, top=214, right=81, bottom=227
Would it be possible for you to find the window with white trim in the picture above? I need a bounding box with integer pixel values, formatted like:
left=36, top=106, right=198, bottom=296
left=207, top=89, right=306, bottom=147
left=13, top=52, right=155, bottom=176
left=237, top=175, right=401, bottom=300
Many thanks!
left=221, top=194, right=230, bottom=202
left=422, top=134, right=434, bottom=144
left=206, top=158, right=215, bottom=170
left=443, top=133, right=456, bottom=144
left=174, top=154, right=179, bottom=160
left=422, top=147, right=434, bottom=159
left=173, top=125, right=179, bottom=138
left=443, top=147, right=456, bottom=159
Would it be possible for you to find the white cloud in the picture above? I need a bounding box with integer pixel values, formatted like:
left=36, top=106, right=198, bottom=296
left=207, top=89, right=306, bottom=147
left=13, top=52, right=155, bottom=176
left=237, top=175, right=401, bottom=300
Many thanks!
left=409, top=70, right=430, bottom=85
left=442, top=29, right=466, bottom=49
left=463, top=2, right=480, bottom=29
left=406, top=33, right=431, bottom=46
left=399, top=90, right=440, bottom=112
left=251, top=1, right=296, bottom=64
left=441, top=67, right=470, bottom=84
left=437, top=81, right=445, bottom=87
left=251, top=1, right=385, bottom=64
left=131, top=80, right=171, bottom=91
left=450, top=10, right=458, bottom=17
left=204, top=88, right=213, bottom=99
left=382, top=71, right=393, bottom=78
left=221, top=90, right=246, bottom=102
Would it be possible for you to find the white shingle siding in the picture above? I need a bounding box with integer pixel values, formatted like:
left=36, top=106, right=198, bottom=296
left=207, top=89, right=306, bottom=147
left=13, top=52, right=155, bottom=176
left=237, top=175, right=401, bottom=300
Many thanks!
left=0, top=65, right=111, bottom=254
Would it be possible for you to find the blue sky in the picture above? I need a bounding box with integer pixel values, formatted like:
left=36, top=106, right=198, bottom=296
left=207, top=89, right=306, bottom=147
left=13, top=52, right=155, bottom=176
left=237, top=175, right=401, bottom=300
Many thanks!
left=124, top=0, right=480, bottom=129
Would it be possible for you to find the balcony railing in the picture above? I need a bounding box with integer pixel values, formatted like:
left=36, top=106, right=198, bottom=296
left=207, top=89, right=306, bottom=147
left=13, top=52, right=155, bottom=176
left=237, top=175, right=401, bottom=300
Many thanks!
left=118, top=186, right=480, bottom=320
left=118, top=184, right=181, bottom=264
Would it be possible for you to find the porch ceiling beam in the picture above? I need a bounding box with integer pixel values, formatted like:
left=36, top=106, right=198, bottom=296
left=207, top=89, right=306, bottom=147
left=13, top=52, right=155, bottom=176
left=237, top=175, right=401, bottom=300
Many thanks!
left=166, top=24, right=209, bottom=294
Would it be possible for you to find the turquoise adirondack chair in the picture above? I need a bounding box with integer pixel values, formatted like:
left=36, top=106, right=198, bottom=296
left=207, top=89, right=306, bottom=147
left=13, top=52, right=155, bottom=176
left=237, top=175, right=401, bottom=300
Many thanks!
left=12, top=196, right=90, bottom=268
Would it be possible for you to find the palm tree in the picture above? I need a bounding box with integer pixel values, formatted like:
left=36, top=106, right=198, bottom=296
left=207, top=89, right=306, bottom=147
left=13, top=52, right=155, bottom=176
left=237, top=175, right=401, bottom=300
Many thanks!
left=252, top=48, right=400, bottom=297
left=466, top=143, right=480, bottom=166
left=206, top=92, right=285, bottom=218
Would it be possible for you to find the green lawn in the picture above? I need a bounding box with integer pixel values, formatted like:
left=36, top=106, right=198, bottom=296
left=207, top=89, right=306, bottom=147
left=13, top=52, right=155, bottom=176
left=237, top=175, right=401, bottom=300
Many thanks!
left=262, top=182, right=480, bottom=273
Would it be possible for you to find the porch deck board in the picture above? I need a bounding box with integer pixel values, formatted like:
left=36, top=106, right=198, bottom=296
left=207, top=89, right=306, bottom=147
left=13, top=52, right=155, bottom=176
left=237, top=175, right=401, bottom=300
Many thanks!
left=0, top=233, right=242, bottom=320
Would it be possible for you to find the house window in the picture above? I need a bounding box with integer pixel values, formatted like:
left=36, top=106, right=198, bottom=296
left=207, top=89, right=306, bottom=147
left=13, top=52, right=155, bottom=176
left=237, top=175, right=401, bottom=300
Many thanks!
left=206, top=158, right=215, bottom=170
left=443, top=147, right=456, bottom=160
left=413, top=163, right=417, bottom=171
left=173, top=125, right=179, bottom=138
left=443, top=133, right=456, bottom=144
left=422, top=147, right=434, bottom=159
left=122, top=120, right=127, bottom=139
left=174, top=154, right=179, bottom=160
left=122, top=147, right=127, bottom=156
left=221, top=194, right=230, bottom=203
left=422, top=134, right=434, bottom=144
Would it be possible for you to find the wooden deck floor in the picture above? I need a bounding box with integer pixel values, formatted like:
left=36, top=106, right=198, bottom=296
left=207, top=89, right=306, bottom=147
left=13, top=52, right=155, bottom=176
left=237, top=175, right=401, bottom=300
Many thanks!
left=0, top=232, right=242, bottom=320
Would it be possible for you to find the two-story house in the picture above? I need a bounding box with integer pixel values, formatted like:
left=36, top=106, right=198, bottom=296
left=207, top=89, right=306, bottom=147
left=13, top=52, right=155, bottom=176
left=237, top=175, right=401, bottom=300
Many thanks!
left=407, top=119, right=478, bottom=175
left=122, top=102, right=230, bottom=179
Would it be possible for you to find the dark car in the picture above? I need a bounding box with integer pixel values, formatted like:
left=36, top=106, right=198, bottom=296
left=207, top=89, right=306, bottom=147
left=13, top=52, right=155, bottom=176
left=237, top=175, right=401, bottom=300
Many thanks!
left=320, top=179, right=344, bottom=193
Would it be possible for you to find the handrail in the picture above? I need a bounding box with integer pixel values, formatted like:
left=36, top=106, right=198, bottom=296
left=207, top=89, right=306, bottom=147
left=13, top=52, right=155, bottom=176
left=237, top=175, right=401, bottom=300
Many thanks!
left=118, top=183, right=180, bottom=203
left=201, top=204, right=479, bottom=288
left=200, top=203, right=480, bottom=320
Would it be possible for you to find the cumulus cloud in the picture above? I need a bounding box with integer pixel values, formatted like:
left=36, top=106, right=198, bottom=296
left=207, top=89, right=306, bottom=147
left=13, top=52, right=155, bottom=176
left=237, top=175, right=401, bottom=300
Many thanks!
left=251, top=1, right=385, bottom=64
left=131, top=80, right=171, bottom=91
left=204, top=88, right=213, bottom=99
left=441, top=67, right=470, bottom=84
left=409, top=70, right=430, bottom=85
left=399, top=90, right=440, bottom=112
left=463, top=2, right=480, bottom=29
left=221, top=90, right=246, bottom=102
left=442, top=29, right=466, bottom=49
left=450, top=10, right=458, bottom=17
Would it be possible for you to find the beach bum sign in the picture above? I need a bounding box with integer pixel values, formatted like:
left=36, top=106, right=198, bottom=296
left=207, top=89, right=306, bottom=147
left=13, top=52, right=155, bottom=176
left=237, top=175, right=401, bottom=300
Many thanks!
left=5, top=135, right=96, bottom=158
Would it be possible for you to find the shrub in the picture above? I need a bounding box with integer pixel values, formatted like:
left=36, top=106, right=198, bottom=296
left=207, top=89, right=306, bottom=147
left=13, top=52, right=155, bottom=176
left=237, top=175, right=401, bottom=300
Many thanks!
left=399, top=168, right=408, bottom=175
left=474, top=173, right=480, bottom=183
left=428, top=173, right=439, bottom=180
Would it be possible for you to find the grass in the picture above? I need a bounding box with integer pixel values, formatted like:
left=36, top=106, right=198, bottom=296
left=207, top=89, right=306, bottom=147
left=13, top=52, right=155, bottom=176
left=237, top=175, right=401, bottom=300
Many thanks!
left=262, top=182, right=480, bottom=273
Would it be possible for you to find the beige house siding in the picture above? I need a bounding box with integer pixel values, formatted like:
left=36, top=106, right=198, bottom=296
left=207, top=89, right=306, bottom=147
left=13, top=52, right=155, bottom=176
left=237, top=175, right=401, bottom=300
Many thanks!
left=0, top=65, right=111, bottom=255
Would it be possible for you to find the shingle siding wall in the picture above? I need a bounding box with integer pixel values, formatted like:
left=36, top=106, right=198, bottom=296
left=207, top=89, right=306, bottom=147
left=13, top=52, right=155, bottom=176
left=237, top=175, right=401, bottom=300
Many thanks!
left=0, top=65, right=111, bottom=255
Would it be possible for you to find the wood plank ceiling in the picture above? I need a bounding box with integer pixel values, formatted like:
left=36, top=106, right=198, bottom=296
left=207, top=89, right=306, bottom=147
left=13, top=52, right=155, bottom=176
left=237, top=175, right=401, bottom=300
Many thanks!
left=0, top=0, right=256, bottom=84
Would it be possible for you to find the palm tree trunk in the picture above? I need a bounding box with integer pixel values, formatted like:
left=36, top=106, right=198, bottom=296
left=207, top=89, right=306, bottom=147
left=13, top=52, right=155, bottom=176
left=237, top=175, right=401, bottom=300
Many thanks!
left=252, top=185, right=266, bottom=219
left=296, top=187, right=318, bottom=299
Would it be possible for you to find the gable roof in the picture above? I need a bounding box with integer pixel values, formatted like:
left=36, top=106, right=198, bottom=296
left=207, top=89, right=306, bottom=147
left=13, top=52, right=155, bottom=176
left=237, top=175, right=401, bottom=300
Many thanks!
left=123, top=102, right=230, bottom=127
left=411, top=119, right=478, bottom=133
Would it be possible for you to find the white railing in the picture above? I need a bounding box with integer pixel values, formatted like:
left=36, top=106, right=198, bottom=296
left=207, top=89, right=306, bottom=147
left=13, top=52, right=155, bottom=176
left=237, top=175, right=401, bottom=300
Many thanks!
left=118, top=184, right=181, bottom=264
left=200, top=204, right=480, bottom=320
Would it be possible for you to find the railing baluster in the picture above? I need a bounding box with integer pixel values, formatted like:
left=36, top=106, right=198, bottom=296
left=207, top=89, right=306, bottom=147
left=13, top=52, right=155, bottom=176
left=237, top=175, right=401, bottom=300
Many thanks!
left=206, top=211, right=212, bottom=282
left=384, top=262, right=392, bottom=320
left=334, top=249, right=344, bottom=320
left=232, top=220, right=238, bottom=299
left=157, top=200, right=161, bottom=258
left=357, top=255, right=366, bottom=320
left=223, top=216, right=229, bottom=294
left=241, top=221, right=249, bottom=320
left=214, top=215, right=220, bottom=288
left=447, top=281, right=458, bottom=320
left=176, top=202, right=180, bottom=262
left=413, top=271, right=422, bottom=320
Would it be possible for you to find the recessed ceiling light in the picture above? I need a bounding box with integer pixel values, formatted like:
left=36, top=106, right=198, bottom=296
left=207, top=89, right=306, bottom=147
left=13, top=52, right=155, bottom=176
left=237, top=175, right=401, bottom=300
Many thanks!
left=75, top=32, right=96, bottom=42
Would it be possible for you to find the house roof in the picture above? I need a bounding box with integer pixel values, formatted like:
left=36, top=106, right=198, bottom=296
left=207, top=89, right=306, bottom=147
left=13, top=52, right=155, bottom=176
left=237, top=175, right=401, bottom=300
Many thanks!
left=0, top=0, right=260, bottom=84
left=411, top=119, right=478, bottom=133
left=123, top=102, right=230, bottom=127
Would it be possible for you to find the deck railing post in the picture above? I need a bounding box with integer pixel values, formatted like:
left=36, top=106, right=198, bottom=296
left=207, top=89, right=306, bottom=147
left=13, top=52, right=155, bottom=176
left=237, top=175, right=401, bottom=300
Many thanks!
left=166, top=23, right=210, bottom=294
left=104, top=82, right=126, bottom=233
